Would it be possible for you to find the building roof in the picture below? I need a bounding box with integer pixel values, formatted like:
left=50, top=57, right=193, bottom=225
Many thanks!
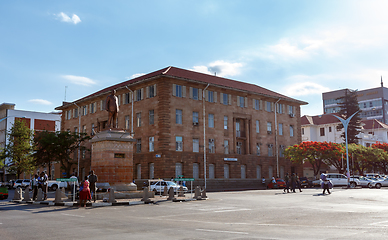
left=361, top=119, right=388, bottom=130
left=301, top=114, right=340, bottom=126
left=56, top=66, right=308, bottom=110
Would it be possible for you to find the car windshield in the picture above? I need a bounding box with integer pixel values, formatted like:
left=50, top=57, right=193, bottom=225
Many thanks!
left=166, top=181, right=178, bottom=186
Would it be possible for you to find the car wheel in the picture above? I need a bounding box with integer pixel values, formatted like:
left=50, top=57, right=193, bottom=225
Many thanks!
left=153, top=189, right=157, bottom=194
left=368, top=183, right=373, bottom=188
left=350, top=182, right=356, bottom=188
left=51, top=185, right=57, bottom=191
left=376, top=183, right=382, bottom=189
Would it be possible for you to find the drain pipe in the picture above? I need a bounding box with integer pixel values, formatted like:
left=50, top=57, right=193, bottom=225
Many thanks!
left=125, top=86, right=134, bottom=137
left=203, top=84, right=210, bottom=189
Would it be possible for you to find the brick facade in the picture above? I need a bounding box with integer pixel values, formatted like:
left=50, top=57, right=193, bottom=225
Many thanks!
left=56, top=67, right=307, bottom=189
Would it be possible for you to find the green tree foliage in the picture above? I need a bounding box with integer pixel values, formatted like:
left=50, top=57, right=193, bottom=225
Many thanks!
left=0, top=119, right=35, bottom=178
left=371, top=142, right=388, bottom=174
left=348, top=143, right=387, bottom=175
left=284, top=141, right=345, bottom=177
left=33, top=130, right=90, bottom=178
left=336, top=89, right=362, bottom=144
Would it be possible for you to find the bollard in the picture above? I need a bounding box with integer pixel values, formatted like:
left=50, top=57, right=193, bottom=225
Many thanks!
left=201, top=187, right=207, bottom=199
left=54, top=188, right=62, bottom=203
left=162, top=186, right=168, bottom=196
left=194, top=186, right=201, bottom=200
left=108, top=188, right=117, bottom=203
left=141, top=187, right=153, bottom=204
left=61, top=188, right=67, bottom=198
left=178, top=186, right=185, bottom=197
left=23, top=186, right=31, bottom=201
left=13, top=187, right=22, bottom=201
left=36, top=188, right=44, bottom=201
left=167, top=187, right=175, bottom=200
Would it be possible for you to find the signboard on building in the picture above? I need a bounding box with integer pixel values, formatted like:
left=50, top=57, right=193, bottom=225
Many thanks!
left=224, top=158, right=238, bottom=161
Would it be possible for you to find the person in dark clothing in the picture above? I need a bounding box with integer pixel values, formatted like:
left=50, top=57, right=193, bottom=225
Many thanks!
left=290, top=173, right=296, bottom=193
left=88, top=170, right=98, bottom=202
left=283, top=173, right=290, bottom=193
left=296, top=174, right=302, bottom=192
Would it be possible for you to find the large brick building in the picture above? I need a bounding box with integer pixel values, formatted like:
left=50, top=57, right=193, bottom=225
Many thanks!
left=56, top=66, right=307, bottom=190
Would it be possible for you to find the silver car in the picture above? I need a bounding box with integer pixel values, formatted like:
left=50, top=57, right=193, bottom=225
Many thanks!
left=370, top=178, right=388, bottom=189
left=353, top=176, right=375, bottom=188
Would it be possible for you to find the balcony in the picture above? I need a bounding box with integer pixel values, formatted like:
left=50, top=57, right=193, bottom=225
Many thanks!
left=236, top=130, right=246, bottom=138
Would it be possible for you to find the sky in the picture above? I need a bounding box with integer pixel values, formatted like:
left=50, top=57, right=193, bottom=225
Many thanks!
left=2, top=0, right=388, bottom=116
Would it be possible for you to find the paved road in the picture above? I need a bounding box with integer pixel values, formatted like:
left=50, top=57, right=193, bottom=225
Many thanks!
left=2, top=188, right=388, bottom=239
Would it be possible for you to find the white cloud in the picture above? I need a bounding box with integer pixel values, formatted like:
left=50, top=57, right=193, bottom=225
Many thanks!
left=283, top=81, right=330, bottom=97
left=130, top=73, right=145, bottom=79
left=62, top=75, right=96, bottom=86
left=56, top=12, right=81, bottom=24
left=28, top=99, right=52, bottom=105
left=191, top=60, right=243, bottom=77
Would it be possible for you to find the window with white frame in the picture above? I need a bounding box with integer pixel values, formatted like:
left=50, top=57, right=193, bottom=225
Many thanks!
left=208, top=114, right=214, bottom=128
left=193, top=138, right=199, bottom=152
left=239, top=96, right=245, bottom=108
left=256, top=120, right=260, bottom=133
left=149, top=163, right=154, bottom=179
left=149, top=137, right=154, bottom=152
left=100, top=100, right=106, bottom=111
left=256, top=143, right=261, bottom=156
left=241, top=165, right=246, bottom=179
left=136, top=89, right=142, bottom=101
left=277, top=103, right=283, bottom=114
left=256, top=165, right=262, bottom=179
left=136, top=139, right=141, bottom=153
left=288, top=105, right=294, bottom=114
left=124, top=92, right=131, bottom=104
left=176, top=109, right=182, bottom=124
left=279, top=123, right=283, bottom=135
left=90, top=102, right=96, bottom=114
left=136, top=164, right=141, bottom=179
left=290, top=125, right=294, bottom=137
left=224, top=140, right=229, bottom=154
left=209, top=164, right=215, bottom=179
left=193, top=112, right=199, bottom=125
left=66, top=110, right=72, bottom=120
left=268, top=144, right=273, bottom=157
left=149, top=110, right=154, bottom=125
left=209, top=139, right=215, bottom=153
left=222, top=93, right=229, bottom=105
left=91, top=123, right=95, bottom=136
left=82, top=125, right=86, bottom=133
left=125, top=115, right=130, bottom=130
left=224, top=116, right=228, bottom=129
left=224, top=164, right=229, bottom=179
left=175, top=85, right=182, bottom=97
left=279, top=145, right=285, bottom=157
left=175, top=163, right=182, bottom=178
left=74, top=108, right=79, bottom=118
left=267, top=122, right=272, bottom=134
left=266, top=101, right=272, bottom=112
left=208, top=91, right=214, bottom=102
left=148, top=85, right=155, bottom=98
left=192, top=88, right=199, bottom=100
left=176, top=136, right=183, bottom=151
left=193, top=163, right=199, bottom=179
left=82, top=105, right=87, bottom=116
left=136, top=113, right=141, bottom=127
left=237, top=141, right=242, bottom=154
left=254, top=99, right=260, bottom=110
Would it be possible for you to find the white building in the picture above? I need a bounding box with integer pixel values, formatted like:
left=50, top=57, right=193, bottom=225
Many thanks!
left=0, top=103, right=61, bottom=181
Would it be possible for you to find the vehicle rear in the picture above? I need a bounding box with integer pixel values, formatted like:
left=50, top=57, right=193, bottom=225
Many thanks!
left=0, top=186, right=8, bottom=200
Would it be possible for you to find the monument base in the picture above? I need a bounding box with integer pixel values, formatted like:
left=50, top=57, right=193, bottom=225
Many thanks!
left=91, top=129, right=135, bottom=185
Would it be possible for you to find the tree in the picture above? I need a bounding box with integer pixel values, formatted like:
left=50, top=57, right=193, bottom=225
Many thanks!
left=371, top=142, right=388, bottom=174
left=336, top=89, right=362, bottom=144
left=284, top=141, right=345, bottom=177
left=0, top=119, right=35, bottom=178
left=348, top=143, right=387, bottom=175
left=33, top=130, right=91, bottom=178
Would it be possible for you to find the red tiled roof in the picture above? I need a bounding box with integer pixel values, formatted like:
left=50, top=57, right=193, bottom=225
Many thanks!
left=57, top=66, right=307, bottom=109
left=362, top=119, right=388, bottom=130
left=301, top=114, right=340, bottom=125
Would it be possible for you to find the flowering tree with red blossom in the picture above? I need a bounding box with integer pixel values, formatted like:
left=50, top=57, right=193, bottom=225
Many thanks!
left=370, top=142, right=388, bottom=174
left=284, top=141, right=345, bottom=177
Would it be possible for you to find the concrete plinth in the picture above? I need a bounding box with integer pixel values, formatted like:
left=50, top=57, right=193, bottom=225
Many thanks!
left=91, top=129, right=136, bottom=185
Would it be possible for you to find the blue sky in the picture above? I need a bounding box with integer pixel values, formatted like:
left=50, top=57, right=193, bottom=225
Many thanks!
left=2, top=1, right=388, bottom=116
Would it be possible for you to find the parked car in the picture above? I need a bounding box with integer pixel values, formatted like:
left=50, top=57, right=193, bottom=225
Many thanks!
left=325, top=173, right=360, bottom=188
left=47, top=180, right=68, bottom=191
left=267, top=178, right=286, bottom=189
left=2, top=180, right=15, bottom=189
left=0, top=186, right=8, bottom=200
left=352, top=176, right=376, bottom=188
left=369, top=178, right=388, bottom=189
left=150, top=180, right=188, bottom=193
left=299, top=177, right=312, bottom=188
left=13, top=179, right=31, bottom=189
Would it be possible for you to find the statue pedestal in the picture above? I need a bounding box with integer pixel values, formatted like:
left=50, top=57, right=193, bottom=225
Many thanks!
left=90, top=129, right=135, bottom=185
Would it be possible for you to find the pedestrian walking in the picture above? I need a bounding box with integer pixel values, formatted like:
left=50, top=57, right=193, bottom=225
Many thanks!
left=79, top=176, right=91, bottom=207
left=321, top=173, right=332, bottom=194
left=296, top=174, right=302, bottom=192
left=290, top=173, right=296, bottom=192
left=283, top=173, right=290, bottom=193
left=88, top=170, right=98, bottom=202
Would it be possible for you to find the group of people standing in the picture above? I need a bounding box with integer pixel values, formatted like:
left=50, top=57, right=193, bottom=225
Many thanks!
left=78, top=170, right=98, bottom=207
left=31, top=171, right=48, bottom=201
left=283, top=173, right=303, bottom=193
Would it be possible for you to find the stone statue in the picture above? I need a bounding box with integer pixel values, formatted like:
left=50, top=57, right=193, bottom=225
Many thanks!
left=105, top=89, right=119, bottom=128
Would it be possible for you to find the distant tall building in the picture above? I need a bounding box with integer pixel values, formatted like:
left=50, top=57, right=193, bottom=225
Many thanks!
left=322, top=79, right=388, bottom=124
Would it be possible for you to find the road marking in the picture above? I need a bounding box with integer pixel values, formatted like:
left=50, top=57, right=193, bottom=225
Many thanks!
left=214, top=208, right=250, bottom=213
left=196, top=229, right=248, bottom=235
left=61, top=213, right=85, bottom=218
left=369, top=220, right=388, bottom=226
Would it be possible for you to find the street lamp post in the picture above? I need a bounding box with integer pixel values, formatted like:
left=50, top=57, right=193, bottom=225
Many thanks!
left=333, top=111, right=359, bottom=188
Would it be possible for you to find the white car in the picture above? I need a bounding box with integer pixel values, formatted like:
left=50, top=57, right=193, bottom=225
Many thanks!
left=150, top=181, right=188, bottom=194
left=325, top=173, right=360, bottom=188
left=353, top=176, right=376, bottom=188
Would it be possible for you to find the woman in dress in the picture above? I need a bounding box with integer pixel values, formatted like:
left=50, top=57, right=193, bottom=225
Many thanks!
left=79, top=176, right=91, bottom=207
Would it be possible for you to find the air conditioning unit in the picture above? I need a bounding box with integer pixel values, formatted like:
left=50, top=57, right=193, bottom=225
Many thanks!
left=289, top=113, right=295, bottom=118
left=267, top=131, right=272, bottom=135
left=193, top=122, right=199, bottom=126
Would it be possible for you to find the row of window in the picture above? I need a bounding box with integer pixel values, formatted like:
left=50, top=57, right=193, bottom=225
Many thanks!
left=136, top=136, right=286, bottom=157
left=172, top=84, right=296, bottom=114
left=136, top=163, right=284, bottom=180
